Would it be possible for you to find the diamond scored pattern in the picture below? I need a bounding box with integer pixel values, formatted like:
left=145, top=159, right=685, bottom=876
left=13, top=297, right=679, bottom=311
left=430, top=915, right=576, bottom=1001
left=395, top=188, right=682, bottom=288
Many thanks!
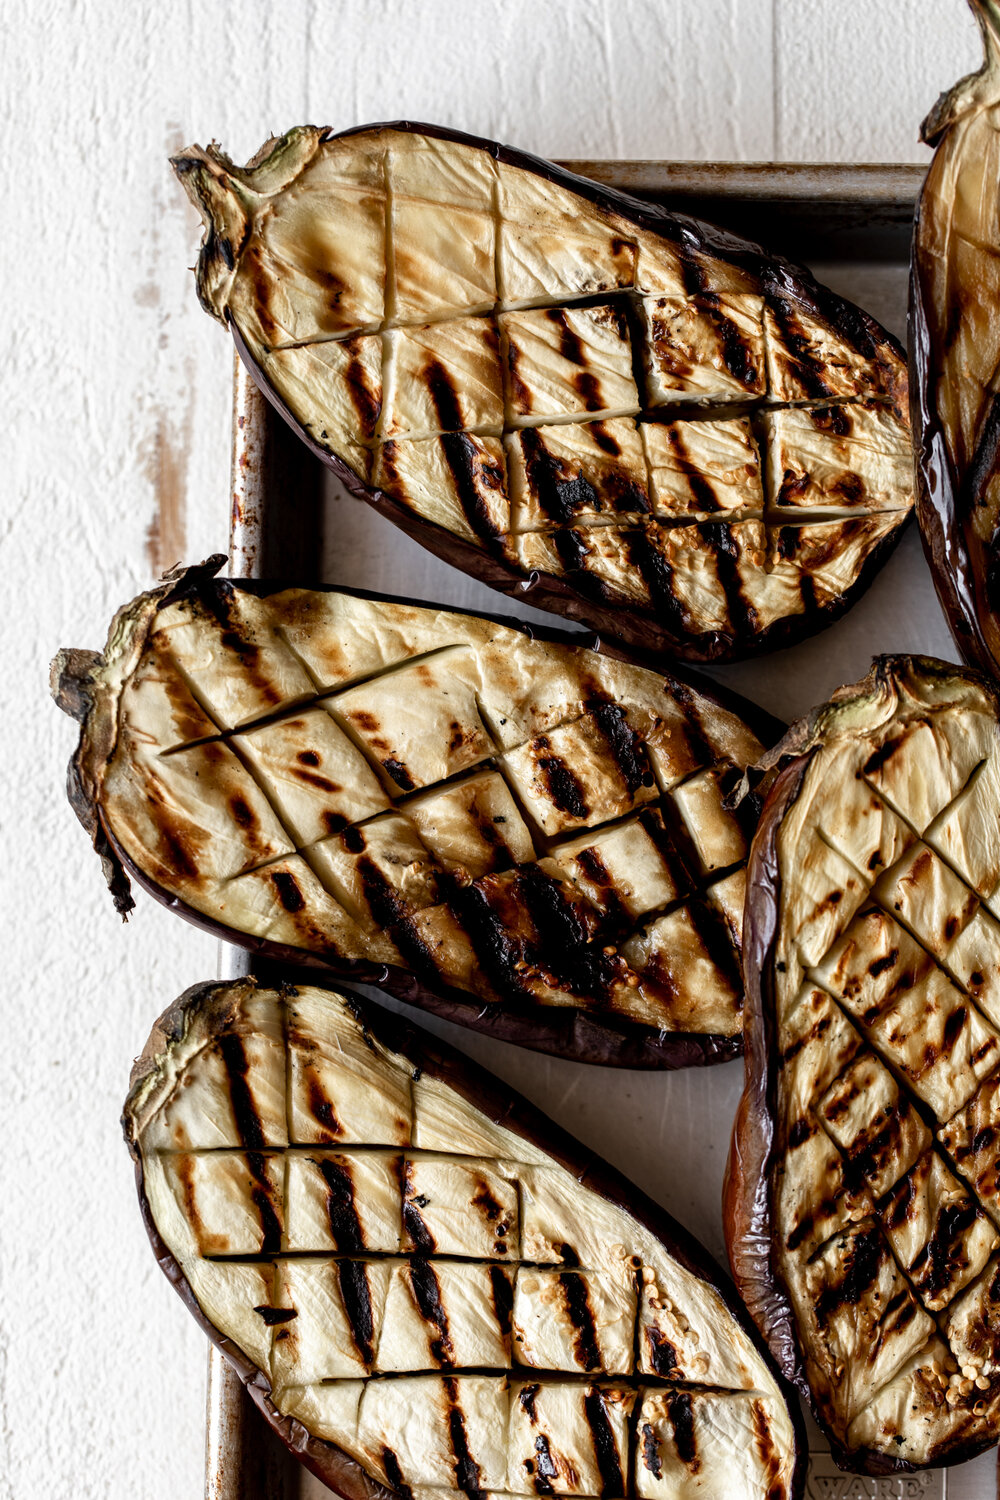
left=143, top=988, right=790, bottom=1500
left=123, top=589, right=758, bottom=1038
left=250, top=130, right=911, bottom=648
left=775, top=710, right=1000, bottom=1459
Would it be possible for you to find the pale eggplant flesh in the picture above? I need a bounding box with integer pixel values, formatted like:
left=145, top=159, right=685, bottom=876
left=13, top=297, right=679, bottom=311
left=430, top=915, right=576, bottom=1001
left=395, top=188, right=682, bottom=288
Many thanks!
left=123, top=975, right=806, bottom=1499
left=911, top=0, right=1000, bottom=680
left=52, top=557, right=781, bottom=1067
left=725, top=655, right=1000, bottom=1473
left=172, top=122, right=912, bottom=665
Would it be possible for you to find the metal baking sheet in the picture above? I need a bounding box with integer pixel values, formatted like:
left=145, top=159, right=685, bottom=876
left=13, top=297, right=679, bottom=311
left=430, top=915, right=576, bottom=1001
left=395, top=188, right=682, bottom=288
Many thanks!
left=203, top=160, right=999, bottom=1500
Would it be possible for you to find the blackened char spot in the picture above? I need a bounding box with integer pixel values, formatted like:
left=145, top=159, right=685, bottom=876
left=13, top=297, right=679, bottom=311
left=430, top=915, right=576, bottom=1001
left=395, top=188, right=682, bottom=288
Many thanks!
left=534, top=739, right=589, bottom=819
left=253, top=1305, right=297, bottom=1325
left=246, top=1153, right=282, bottom=1254
left=531, top=1436, right=557, bottom=1495
left=518, top=865, right=619, bottom=1004
left=666, top=1390, right=698, bottom=1469
left=315, top=1156, right=363, bottom=1249
left=554, top=528, right=591, bottom=574
left=584, top=1388, right=625, bottom=1496
left=409, top=1257, right=453, bottom=1365
left=560, top=1274, right=601, bottom=1370
left=863, top=733, right=906, bottom=777
left=440, top=432, right=503, bottom=543
left=342, top=824, right=366, bottom=854
left=550, top=306, right=586, bottom=367
left=714, top=307, right=758, bottom=387
left=297, top=749, right=320, bottom=767
left=868, top=950, right=899, bottom=979
left=382, top=757, right=415, bottom=791
left=338, top=1258, right=375, bottom=1365
left=306, top=1074, right=342, bottom=1138
left=271, top=869, right=305, bottom=913
left=588, top=699, right=653, bottom=795
left=382, top=1448, right=414, bottom=1500
left=640, top=1423, right=662, bottom=1478
left=646, top=1326, right=681, bottom=1378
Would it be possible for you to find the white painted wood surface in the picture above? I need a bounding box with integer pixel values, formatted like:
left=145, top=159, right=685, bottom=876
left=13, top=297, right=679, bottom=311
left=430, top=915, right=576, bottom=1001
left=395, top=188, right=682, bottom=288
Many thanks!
left=2, top=2, right=990, bottom=1495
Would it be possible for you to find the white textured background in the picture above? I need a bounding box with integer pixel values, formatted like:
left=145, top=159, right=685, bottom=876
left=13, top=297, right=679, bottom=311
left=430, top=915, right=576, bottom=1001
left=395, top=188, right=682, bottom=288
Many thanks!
left=1, top=2, right=989, bottom=1496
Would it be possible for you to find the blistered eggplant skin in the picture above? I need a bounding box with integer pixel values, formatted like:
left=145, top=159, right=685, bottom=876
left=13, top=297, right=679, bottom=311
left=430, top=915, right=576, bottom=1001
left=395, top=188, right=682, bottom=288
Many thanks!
left=174, top=121, right=912, bottom=665
left=911, top=2, right=1000, bottom=678
left=124, top=976, right=806, bottom=1500
left=725, top=656, right=1000, bottom=1474
left=53, top=557, right=781, bottom=1069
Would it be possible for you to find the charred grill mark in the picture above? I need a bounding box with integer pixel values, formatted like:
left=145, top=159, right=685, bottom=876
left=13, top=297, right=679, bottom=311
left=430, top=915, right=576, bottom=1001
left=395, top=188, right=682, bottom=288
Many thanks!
left=381, top=1447, right=414, bottom=1500
left=701, top=522, right=758, bottom=638
left=409, top=1257, right=453, bottom=1365
left=344, top=342, right=382, bottom=439
left=588, top=700, right=654, bottom=796
left=315, top=1156, right=363, bottom=1249
left=560, top=1273, right=602, bottom=1370
left=158, top=823, right=200, bottom=883
left=521, top=429, right=587, bottom=524
left=714, top=307, right=758, bottom=388
left=814, top=1226, right=883, bottom=1326
left=443, top=1376, right=487, bottom=1500
left=944, top=1004, right=969, bottom=1053
left=342, top=825, right=366, bottom=854
left=218, top=1033, right=265, bottom=1150
left=750, top=1399, right=782, bottom=1500
left=590, top=421, right=621, bottom=457
left=533, top=738, right=589, bottom=818
left=574, top=846, right=628, bottom=925
left=517, top=865, right=619, bottom=1004
left=678, top=246, right=710, bottom=298
left=531, top=1436, right=557, bottom=1495
left=669, top=679, right=714, bottom=767
left=910, top=1199, right=980, bottom=1300
left=550, top=306, right=586, bottom=368
left=767, top=294, right=834, bottom=399
left=245, top=1152, right=282, bottom=1254
left=197, top=582, right=283, bottom=709
left=659, top=424, right=721, bottom=513
left=584, top=1388, right=625, bottom=1497
left=445, top=882, right=533, bottom=1002
left=490, top=1264, right=513, bottom=1338
left=809, top=404, right=852, bottom=438
left=638, top=804, right=697, bottom=900
left=666, top=1390, right=698, bottom=1470
left=292, top=765, right=342, bottom=794
left=338, top=1258, right=375, bottom=1365
left=863, top=734, right=906, bottom=778
left=440, top=432, right=504, bottom=543
left=403, top=1160, right=436, bottom=1252
left=425, top=357, right=464, bottom=433
left=626, top=529, right=688, bottom=633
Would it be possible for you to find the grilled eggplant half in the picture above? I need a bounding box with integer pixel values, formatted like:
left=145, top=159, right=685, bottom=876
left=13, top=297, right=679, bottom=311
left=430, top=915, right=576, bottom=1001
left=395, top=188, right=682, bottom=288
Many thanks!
left=124, top=975, right=805, bottom=1499
left=173, top=122, right=912, bottom=665
left=725, top=655, right=1000, bottom=1472
left=53, top=557, right=779, bottom=1066
left=912, top=0, right=1000, bottom=679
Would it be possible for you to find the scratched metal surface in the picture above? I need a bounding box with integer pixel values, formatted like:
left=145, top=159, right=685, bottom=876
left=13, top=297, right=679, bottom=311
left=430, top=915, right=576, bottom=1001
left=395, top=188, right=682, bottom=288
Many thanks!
left=210, top=162, right=998, bottom=1500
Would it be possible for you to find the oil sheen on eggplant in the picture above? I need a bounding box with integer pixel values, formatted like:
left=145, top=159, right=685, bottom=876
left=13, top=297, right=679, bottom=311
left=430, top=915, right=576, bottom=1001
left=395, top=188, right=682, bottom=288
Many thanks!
left=124, top=976, right=804, bottom=1500
left=911, top=0, right=1000, bottom=680
left=52, top=557, right=779, bottom=1067
left=725, top=656, right=1000, bottom=1473
left=173, top=122, right=912, bottom=664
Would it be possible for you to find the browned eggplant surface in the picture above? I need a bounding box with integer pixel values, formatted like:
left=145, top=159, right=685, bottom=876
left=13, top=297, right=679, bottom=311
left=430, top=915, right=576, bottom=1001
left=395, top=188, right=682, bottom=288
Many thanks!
left=174, top=123, right=912, bottom=664
left=125, top=976, right=804, bottom=1499
left=53, top=559, right=777, bottom=1066
left=911, top=0, right=1000, bottom=681
left=726, top=656, right=1000, bottom=1472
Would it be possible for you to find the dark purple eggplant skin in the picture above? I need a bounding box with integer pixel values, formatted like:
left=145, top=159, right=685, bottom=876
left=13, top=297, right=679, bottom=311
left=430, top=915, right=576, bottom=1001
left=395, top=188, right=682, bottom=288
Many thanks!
left=181, top=120, right=911, bottom=667
left=723, top=701, right=1000, bottom=1476
left=53, top=556, right=784, bottom=1071
left=124, top=975, right=809, bottom=1500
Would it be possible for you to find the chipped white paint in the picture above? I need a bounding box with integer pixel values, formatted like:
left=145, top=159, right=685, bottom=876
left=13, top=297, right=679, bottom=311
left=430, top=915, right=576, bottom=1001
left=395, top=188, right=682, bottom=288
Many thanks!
left=1, top=2, right=992, bottom=1497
